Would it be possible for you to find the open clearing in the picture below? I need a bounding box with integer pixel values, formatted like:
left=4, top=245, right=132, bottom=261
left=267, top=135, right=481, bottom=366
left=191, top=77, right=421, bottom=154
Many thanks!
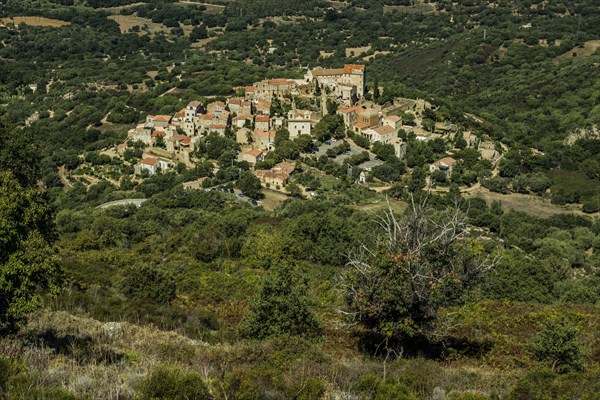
left=383, top=3, right=437, bottom=14
left=555, top=40, right=600, bottom=62
left=346, top=46, right=371, bottom=57
left=179, top=1, right=225, bottom=14
left=1, top=16, right=69, bottom=27
left=108, top=14, right=167, bottom=34
left=464, top=187, right=597, bottom=219
left=363, top=51, right=390, bottom=61
left=260, top=189, right=290, bottom=211
left=191, top=36, right=218, bottom=48
left=355, top=197, right=408, bottom=214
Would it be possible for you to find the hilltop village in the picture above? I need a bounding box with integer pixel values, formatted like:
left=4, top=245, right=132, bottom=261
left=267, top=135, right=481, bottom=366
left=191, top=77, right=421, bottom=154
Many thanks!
left=93, top=63, right=503, bottom=202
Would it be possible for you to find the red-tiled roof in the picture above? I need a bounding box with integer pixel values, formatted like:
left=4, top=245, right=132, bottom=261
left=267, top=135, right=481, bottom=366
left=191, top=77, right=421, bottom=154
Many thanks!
left=344, top=64, right=365, bottom=73
left=256, top=115, right=270, bottom=122
left=142, top=157, right=158, bottom=166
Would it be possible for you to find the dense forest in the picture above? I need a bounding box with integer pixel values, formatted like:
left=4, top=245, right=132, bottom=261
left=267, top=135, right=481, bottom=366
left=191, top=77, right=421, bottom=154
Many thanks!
left=1, top=0, right=599, bottom=399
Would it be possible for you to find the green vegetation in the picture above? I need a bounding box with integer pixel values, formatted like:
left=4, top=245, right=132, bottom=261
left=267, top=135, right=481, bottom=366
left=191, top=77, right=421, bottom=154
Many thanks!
left=0, top=0, right=599, bottom=398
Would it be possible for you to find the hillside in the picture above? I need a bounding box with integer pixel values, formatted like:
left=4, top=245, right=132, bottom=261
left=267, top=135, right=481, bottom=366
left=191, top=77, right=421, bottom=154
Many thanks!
left=1, top=0, right=599, bottom=399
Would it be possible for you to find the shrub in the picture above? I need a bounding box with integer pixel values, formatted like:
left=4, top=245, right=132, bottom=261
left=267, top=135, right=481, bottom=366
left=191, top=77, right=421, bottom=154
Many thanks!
left=138, top=364, right=211, bottom=400
left=239, top=263, right=319, bottom=339
left=121, top=265, right=177, bottom=305
left=527, top=318, right=586, bottom=373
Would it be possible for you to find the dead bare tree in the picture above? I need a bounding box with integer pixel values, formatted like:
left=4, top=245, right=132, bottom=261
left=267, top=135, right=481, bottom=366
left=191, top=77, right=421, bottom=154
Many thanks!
left=338, top=193, right=497, bottom=350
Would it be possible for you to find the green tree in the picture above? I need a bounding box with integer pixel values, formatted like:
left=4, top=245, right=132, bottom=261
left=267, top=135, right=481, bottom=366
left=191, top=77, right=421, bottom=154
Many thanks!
left=240, top=263, right=319, bottom=339
left=0, top=172, right=64, bottom=332
left=121, top=265, right=176, bottom=305
left=0, top=124, right=41, bottom=187
left=408, top=167, right=426, bottom=193
left=237, top=171, right=263, bottom=200
left=528, top=318, right=586, bottom=373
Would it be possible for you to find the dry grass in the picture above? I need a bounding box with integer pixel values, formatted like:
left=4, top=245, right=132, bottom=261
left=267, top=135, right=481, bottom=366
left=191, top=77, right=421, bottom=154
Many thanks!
left=383, top=3, right=437, bottom=14
left=179, top=1, right=225, bottom=14
left=363, top=51, right=390, bottom=61
left=1, top=16, right=69, bottom=27
left=260, top=188, right=290, bottom=210
left=108, top=14, right=167, bottom=35
left=345, top=45, right=371, bottom=57
left=555, top=40, right=600, bottom=62
left=354, top=197, right=408, bottom=214
left=464, top=187, right=590, bottom=218
left=191, top=36, right=218, bottom=48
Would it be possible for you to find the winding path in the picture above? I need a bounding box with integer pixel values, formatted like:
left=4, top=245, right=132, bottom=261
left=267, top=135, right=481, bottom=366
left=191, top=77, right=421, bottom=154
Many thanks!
left=95, top=199, right=148, bottom=209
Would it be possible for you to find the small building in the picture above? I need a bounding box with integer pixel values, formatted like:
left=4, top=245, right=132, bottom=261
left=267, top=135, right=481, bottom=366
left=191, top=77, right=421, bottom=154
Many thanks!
left=389, top=137, right=407, bottom=160
left=337, top=106, right=362, bottom=129
left=364, top=125, right=397, bottom=144
left=356, top=107, right=381, bottom=129
left=253, top=161, right=295, bottom=188
left=146, top=115, right=172, bottom=128
left=253, top=129, right=277, bottom=150
left=429, top=157, right=457, bottom=177
left=288, top=117, right=311, bottom=139
left=256, top=100, right=271, bottom=116
left=245, top=86, right=255, bottom=99
left=228, top=98, right=252, bottom=116
left=182, top=177, right=207, bottom=190
left=209, top=123, right=227, bottom=136
left=207, top=101, right=226, bottom=115
left=255, top=115, right=271, bottom=131
left=383, top=115, right=402, bottom=130
left=238, top=149, right=265, bottom=165
left=233, top=114, right=252, bottom=129
left=136, top=157, right=172, bottom=175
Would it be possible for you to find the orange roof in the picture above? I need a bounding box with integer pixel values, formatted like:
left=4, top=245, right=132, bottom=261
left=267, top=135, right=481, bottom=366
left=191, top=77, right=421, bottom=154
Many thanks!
left=344, top=64, right=365, bottom=73
left=244, top=149, right=263, bottom=157
left=182, top=137, right=192, bottom=145
left=154, top=115, right=172, bottom=122
left=337, top=106, right=362, bottom=114
left=200, top=113, right=214, bottom=121
left=187, top=100, right=202, bottom=108
left=246, top=86, right=255, bottom=92
left=168, top=134, right=188, bottom=142
left=254, top=129, right=276, bottom=139
left=210, top=123, right=227, bottom=129
left=355, top=122, right=370, bottom=130
left=311, top=67, right=345, bottom=77
left=273, top=161, right=295, bottom=175
left=233, top=115, right=251, bottom=121
left=174, top=108, right=186, bottom=118
left=152, top=130, right=166, bottom=138
left=256, top=115, right=270, bottom=122
left=142, top=157, right=158, bottom=166
left=257, top=100, right=270, bottom=108
left=432, top=157, right=457, bottom=167
left=372, top=125, right=396, bottom=136
left=268, top=78, right=294, bottom=86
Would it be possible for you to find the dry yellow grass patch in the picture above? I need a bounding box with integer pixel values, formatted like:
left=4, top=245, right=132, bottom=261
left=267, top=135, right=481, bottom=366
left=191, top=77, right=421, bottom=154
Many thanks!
left=345, top=45, right=371, bottom=57
left=555, top=40, right=600, bottom=62
left=260, top=188, right=290, bottom=210
left=191, top=36, right=218, bottom=48
left=1, top=16, right=70, bottom=27
left=108, top=14, right=167, bottom=35
left=363, top=51, right=390, bottom=61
